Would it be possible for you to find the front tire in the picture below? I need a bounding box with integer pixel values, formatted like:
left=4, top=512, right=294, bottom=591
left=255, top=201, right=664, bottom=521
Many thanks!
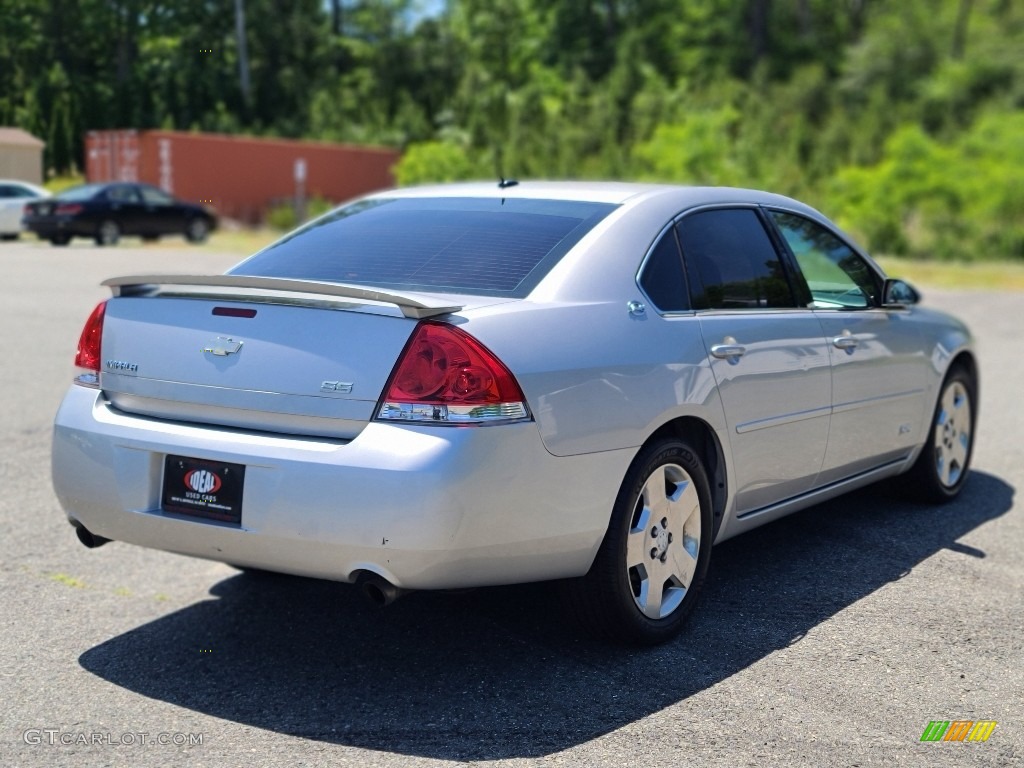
left=565, top=438, right=713, bottom=645
left=904, top=365, right=976, bottom=502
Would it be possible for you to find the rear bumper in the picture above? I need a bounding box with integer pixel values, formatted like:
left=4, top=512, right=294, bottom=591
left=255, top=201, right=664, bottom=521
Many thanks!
left=25, top=217, right=92, bottom=238
left=52, top=385, right=631, bottom=589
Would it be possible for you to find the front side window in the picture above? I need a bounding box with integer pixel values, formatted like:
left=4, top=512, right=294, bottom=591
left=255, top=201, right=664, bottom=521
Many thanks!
left=677, top=208, right=795, bottom=310
left=140, top=186, right=174, bottom=205
left=770, top=212, right=880, bottom=309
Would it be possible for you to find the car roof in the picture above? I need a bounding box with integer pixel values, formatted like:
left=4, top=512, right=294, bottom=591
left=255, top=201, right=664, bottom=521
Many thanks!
left=368, top=180, right=822, bottom=216
left=0, top=179, right=48, bottom=193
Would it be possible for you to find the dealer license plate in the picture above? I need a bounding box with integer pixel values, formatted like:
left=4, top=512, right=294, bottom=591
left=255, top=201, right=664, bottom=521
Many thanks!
left=162, top=455, right=245, bottom=524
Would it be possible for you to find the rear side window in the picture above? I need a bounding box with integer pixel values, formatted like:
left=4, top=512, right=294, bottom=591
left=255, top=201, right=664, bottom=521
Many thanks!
left=639, top=229, right=689, bottom=312
left=677, top=208, right=795, bottom=310
left=232, top=197, right=617, bottom=298
left=105, top=185, right=141, bottom=203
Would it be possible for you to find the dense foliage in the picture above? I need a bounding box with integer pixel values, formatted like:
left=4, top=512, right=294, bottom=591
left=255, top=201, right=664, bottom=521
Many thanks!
left=1, top=0, right=1021, bottom=257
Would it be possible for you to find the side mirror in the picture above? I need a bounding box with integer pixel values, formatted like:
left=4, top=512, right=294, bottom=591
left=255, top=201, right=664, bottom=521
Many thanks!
left=882, top=278, right=920, bottom=308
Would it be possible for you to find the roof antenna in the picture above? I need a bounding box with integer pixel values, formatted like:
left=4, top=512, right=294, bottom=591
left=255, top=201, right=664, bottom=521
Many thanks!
left=498, top=177, right=519, bottom=189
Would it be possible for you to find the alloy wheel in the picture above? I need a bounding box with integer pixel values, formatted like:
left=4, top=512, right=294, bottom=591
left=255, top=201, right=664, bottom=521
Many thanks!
left=625, top=462, right=702, bottom=620
left=934, top=379, right=972, bottom=488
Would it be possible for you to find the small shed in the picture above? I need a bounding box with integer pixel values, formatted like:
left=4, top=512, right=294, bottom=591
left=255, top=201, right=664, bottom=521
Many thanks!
left=0, top=128, right=45, bottom=184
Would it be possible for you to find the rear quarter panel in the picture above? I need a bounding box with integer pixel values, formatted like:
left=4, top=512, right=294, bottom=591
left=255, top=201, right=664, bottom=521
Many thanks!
left=455, top=301, right=724, bottom=458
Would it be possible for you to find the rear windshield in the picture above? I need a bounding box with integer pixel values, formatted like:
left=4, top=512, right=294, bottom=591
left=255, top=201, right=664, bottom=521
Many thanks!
left=58, top=184, right=106, bottom=201
left=230, top=197, right=617, bottom=297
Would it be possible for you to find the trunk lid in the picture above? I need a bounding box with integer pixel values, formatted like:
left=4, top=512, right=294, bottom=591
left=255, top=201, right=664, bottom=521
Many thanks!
left=98, top=276, right=469, bottom=439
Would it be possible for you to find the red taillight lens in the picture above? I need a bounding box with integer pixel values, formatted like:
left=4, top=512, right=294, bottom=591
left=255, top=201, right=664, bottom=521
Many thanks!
left=55, top=203, right=83, bottom=215
left=377, top=322, right=530, bottom=424
left=75, top=301, right=107, bottom=373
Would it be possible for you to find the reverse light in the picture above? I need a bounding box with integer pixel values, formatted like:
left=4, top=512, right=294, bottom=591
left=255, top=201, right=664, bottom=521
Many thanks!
left=74, top=301, right=107, bottom=388
left=377, top=321, right=530, bottom=425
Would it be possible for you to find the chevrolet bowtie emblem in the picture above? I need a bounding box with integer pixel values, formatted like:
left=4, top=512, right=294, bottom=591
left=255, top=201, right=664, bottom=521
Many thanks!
left=203, top=337, right=244, bottom=356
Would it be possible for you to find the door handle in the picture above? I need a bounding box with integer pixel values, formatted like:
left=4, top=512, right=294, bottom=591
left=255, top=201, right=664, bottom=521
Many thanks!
left=832, top=335, right=858, bottom=351
left=710, top=343, right=747, bottom=360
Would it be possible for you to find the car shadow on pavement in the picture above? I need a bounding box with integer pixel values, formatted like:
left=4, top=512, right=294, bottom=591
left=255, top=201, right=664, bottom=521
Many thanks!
left=79, top=471, right=1013, bottom=760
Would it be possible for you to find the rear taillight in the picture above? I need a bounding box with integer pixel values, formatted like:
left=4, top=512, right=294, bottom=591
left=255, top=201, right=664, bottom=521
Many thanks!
left=74, top=301, right=107, bottom=387
left=55, top=203, right=83, bottom=215
left=376, top=321, right=530, bottom=424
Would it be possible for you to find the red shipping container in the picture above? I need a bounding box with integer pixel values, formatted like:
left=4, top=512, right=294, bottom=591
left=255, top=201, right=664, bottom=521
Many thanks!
left=85, top=129, right=398, bottom=223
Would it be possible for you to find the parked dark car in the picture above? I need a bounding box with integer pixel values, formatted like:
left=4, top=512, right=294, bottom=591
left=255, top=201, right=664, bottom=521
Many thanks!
left=23, top=182, right=216, bottom=246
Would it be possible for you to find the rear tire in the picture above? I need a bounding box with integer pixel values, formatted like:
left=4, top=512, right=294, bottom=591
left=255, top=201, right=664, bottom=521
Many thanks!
left=95, top=220, right=120, bottom=246
left=50, top=234, right=70, bottom=246
left=903, top=365, right=976, bottom=502
left=564, top=438, right=713, bottom=645
left=185, top=218, right=209, bottom=243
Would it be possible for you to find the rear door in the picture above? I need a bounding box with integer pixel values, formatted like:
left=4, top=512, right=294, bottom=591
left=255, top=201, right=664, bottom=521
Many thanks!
left=767, top=211, right=930, bottom=483
left=138, top=184, right=186, bottom=235
left=678, top=208, right=832, bottom=514
left=102, top=184, right=146, bottom=234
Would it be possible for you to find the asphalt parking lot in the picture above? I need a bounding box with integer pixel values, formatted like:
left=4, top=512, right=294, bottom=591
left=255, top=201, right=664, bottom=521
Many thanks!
left=1, top=237, right=1020, bottom=767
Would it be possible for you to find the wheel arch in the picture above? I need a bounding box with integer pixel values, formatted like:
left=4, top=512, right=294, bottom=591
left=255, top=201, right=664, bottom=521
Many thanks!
left=939, top=347, right=980, bottom=424
left=644, top=416, right=728, bottom=542
left=948, top=349, right=979, bottom=390
left=946, top=346, right=980, bottom=442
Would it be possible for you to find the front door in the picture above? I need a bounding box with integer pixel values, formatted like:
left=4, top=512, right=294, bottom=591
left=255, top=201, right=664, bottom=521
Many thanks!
left=768, top=211, right=931, bottom=484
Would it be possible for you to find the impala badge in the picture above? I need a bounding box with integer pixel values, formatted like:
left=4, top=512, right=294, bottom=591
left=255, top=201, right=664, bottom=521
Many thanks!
left=203, top=337, right=243, bottom=356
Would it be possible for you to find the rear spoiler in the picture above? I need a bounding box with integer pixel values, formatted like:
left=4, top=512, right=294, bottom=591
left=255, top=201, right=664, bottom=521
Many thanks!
left=103, top=275, right=464, bottom=320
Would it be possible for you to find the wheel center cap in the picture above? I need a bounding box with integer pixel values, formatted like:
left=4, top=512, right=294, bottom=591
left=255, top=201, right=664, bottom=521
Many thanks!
left=655, top=528, right=669, bottom=556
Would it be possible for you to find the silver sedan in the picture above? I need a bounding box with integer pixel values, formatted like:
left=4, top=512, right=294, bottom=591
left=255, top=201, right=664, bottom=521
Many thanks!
left=51, top=182, right=977, bottom=645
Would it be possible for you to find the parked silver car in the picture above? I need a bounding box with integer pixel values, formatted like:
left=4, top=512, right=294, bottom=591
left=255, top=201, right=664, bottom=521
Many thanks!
left=52, top=182, right=977, bottom=644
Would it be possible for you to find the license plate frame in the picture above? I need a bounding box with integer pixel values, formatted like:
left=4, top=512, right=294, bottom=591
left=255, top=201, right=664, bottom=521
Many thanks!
left=162, top=455, right=245, bottom=524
